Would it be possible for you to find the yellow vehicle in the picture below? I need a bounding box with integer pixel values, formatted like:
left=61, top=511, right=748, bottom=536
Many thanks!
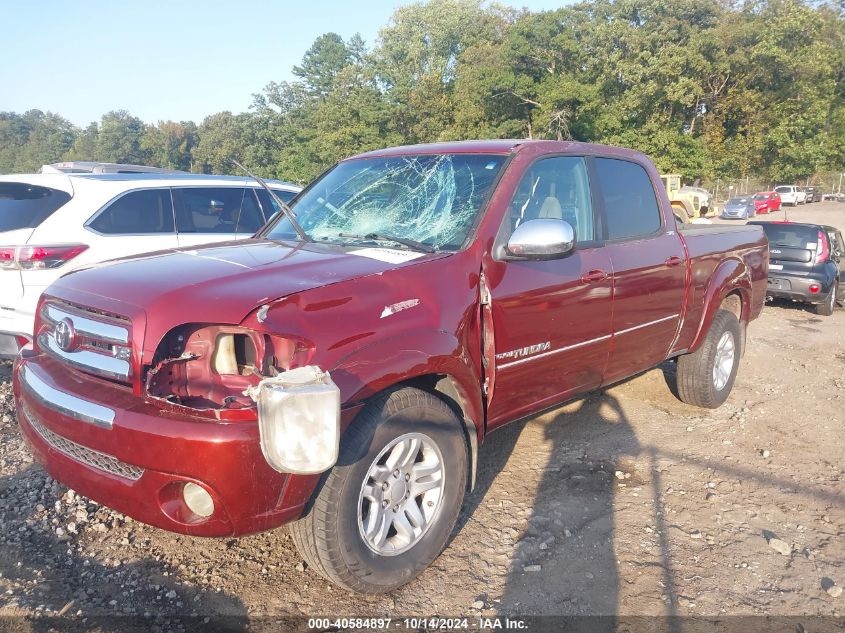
left=660, top=174, right=703, bottom=219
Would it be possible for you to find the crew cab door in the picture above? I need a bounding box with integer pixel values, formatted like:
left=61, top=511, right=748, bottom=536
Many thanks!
left=484, top=156, right=613, bottom=428
left=591, top=157, right=687, bottom=384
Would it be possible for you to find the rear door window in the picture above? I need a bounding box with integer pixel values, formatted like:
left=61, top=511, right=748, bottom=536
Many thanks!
left=88, top=189, right=174, bottom=234
left=172, top=188, right=247, bottom=234
left=0, top=183, right=72, bottom=232
left=593, top=158, right=662, bottom=240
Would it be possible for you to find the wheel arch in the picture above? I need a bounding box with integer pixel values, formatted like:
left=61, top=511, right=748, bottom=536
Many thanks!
left=689, top=258, right=751, bottom=354
left=329, top=330, right=484, bottom=492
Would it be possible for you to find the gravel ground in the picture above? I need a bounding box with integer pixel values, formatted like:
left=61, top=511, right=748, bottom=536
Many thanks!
left=0, top=202, right=843, bottom=630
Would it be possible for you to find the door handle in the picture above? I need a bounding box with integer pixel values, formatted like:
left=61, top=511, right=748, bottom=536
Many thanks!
left=580, top=269, right=608, bottom=284
left=665, top=256, right=684, bottom=267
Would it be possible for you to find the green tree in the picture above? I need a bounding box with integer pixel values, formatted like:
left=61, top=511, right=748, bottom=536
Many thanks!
left=13, top=111, right=77, bottom=172
left=0, top=112, right=33, bottom=173
left=63, top=122, right=99, bottom=162
left=193, top=111, right=269, bottom=175
left=95, top=110, right=148, bottom=164
left=141, top=120, right=198, bottom=171
left=1, top=0, right=844, bottom=184
left=374, top=0, right=513, bottom=141
left=293, top=33, right=353, bottom=96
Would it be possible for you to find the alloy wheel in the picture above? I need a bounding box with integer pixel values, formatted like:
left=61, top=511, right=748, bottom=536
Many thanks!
left=357, top=432, right=445, bottom=556
left=712, top=331, right=735, bottom=391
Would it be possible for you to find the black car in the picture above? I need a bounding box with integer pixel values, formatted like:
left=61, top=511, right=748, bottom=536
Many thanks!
left=750, top=221, right=844, bottom=316
left=802, top=186, right=823, bottom=203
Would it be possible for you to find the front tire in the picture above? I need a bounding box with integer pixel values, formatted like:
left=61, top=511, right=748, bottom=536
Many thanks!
left=676, top=309, right=742, bottom=409
left=813, top=282, right=837, bottom=316
left=289, top=387, right=468, bottom=593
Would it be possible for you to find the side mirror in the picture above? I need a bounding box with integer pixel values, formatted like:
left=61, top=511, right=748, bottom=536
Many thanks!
left=506, top=218, right=575, bottom=260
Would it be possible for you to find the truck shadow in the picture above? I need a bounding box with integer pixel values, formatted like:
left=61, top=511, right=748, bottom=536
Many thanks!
left=0, top=464, right=249, bottom=632
left=454, top=371, right=845, bottom=629
left=453, top=387, right=682, bottom=632
left=493, top=393, right=657, bottom=629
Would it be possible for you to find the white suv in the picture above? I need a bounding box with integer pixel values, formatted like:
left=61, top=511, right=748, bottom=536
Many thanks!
left=774, top=185, right=807, bottom=206
left=0, top=172, right=300, bottom=357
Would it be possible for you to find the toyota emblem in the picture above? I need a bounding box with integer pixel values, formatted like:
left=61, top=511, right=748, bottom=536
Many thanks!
left=54, top=318, right=78, bottom=352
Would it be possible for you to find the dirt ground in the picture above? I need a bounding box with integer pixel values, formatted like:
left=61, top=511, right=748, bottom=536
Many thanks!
left=0, top=201, right=843, bottom=630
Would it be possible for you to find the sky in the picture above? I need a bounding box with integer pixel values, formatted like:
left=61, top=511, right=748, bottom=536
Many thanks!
left=1, top=0, right=568, bottom=127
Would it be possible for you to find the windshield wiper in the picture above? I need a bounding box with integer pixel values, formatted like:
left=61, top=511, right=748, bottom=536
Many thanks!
left=229, top=158, right=311, bottom=243
left=337, top=232, right=436, bottom=253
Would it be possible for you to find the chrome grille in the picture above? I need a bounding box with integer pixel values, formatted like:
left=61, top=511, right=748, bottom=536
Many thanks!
left=40, top=301, right=131, bottom=381
left=21, top=401, right=144, bottom=481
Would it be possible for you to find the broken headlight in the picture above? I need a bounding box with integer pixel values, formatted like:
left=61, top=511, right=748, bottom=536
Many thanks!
left=245, top=365, right=341, bottom=474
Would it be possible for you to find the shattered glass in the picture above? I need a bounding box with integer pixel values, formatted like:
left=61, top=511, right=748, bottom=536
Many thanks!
left=266, top=154, right=506, bottom=250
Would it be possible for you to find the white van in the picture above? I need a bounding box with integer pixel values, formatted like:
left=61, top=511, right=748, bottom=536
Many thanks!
left=0, top=172, right=300, bottom=356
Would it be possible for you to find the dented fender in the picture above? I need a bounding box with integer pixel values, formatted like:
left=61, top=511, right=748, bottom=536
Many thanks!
left=329, top=328, right=484, bottom=435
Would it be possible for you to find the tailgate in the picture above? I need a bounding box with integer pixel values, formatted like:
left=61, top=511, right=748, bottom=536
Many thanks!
left=768, top=245, right=813, bottom=273
left=759, top=224, right=820, bottom=274
left=768, top=246, right=812, bottom=263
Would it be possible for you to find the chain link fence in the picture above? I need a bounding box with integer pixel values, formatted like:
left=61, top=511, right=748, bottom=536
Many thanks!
left=699, top=172, right=845, bottom=204
left=701, top=178, right=774, bottom=204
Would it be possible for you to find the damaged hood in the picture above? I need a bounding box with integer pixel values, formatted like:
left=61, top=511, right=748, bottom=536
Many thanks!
left=48, top=238, right=445, bottom=326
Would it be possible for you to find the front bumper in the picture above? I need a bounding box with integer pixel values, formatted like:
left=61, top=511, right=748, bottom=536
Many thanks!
left=12, top=354, right=328, bottom=537
left=720, top=210, right=750, bottom=219
left=765, top=275, right=831, bottom=303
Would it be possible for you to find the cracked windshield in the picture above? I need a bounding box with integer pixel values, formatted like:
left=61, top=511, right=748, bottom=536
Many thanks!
left=266, top=153, right=506, bottom=250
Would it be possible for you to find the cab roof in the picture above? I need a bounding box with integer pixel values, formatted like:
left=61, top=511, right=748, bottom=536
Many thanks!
left=349, top=139, right=648, bottom=162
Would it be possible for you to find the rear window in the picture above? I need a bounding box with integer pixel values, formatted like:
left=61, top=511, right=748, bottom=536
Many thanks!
left=755, top=223, right=819, bottom=248
left=0, top=182, right=72, bottom=232
left=774, top=186, right=791, bottom=193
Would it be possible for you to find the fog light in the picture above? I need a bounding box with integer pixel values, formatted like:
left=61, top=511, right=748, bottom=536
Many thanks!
left=182, top=482, right=214, bottom=517
left=809, top=284, right=820, bottom=294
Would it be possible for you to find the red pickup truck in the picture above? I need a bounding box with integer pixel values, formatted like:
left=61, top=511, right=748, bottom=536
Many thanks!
left=13, top=140, right=767, bottom=593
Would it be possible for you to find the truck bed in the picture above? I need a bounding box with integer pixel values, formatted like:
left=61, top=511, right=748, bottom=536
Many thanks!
left=673, top=223, right=768, bottom=354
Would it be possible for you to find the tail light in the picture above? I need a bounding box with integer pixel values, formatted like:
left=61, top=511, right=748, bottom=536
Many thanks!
left=815, top=231, right=829, bottom=264
left=809, top=284, right=821, bottom=294
left=0, top=244, right=88, bottom=271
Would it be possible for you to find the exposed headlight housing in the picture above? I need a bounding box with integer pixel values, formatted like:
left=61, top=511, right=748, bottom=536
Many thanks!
left=245, top=365, right=341, bottom=474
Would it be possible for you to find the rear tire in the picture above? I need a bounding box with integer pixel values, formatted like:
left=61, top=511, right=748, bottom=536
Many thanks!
left=289, top=387, right=468, bottom=594
left=676, top=309, right=742, bottom=409
left=813, top=282, right=837, bottom=316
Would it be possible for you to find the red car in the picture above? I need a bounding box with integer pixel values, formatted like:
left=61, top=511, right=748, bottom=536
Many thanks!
left=753, top=191, right=782, bottom=214
left=13, top=140, right=768, bottom=593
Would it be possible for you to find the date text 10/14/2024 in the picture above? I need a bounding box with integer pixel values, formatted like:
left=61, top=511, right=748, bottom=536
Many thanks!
left=306, top=617, right=528, bottom=630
